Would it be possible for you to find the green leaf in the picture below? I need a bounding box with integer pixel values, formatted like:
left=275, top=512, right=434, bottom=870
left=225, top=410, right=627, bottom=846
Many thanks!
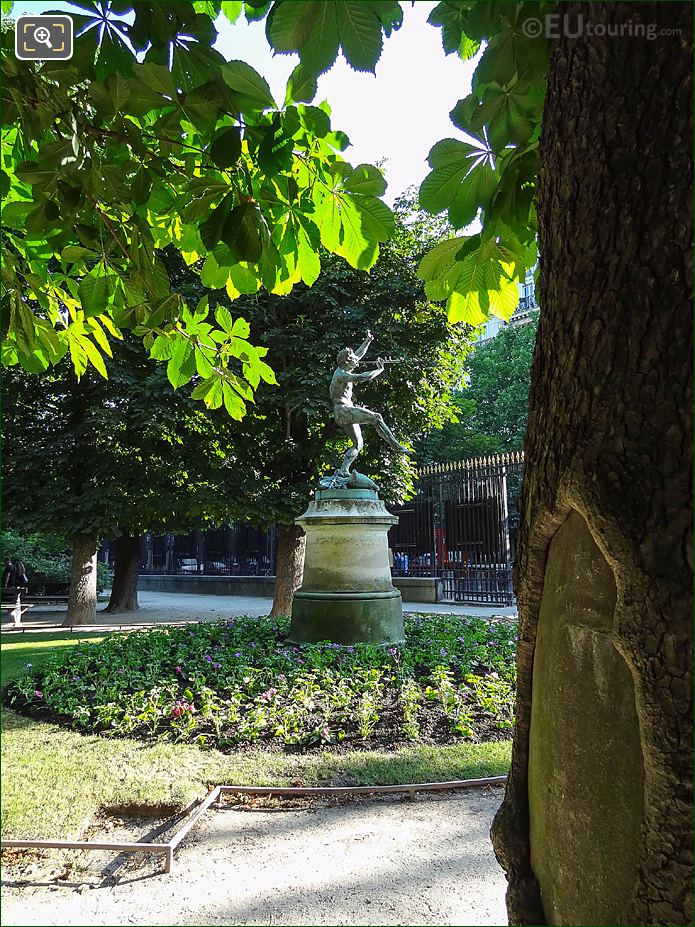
left=201, top=254, right=229, bottom=289
left=199, top=195, right=234, bottom=251
left=221, top=60, right=275, bottom=110
left=209, top=126, right=242, bottom=169
left=297, top=104, right=330, bottom=139
left=416, top=235, right=469, bottom=301
left=342, top=163, right=387, bottom=196
left=352, top=194, right=394, bottom=241
left=284, top=64, right=318, bottom=105
left=420, top=136, right=497, bottom=228
left=336, top=1, right=383, bottom=73
left=215, top=306, right=234, bottom=333
left=225, top=263, right=262, bottom=298
left=191, top=377, right=215, bottom=401
left=68, top=334, right=88, bottom=380
left=61, top=246, right=98, bottom=264
left=335, top=197, right=378, bottom=271
left=135, top=62, right=178, bottom=99
left=89, top=73, right=130, bottom=116
left=268, top=1, right=339, bottom=75
left=296, top=224, right=321, bottom=286
left=79, top=335, right=108, bottom=378
left=150, top=334, right=176, bottom=360
left=167, top=338, right=196, bottom=389
left=78, top=275, right=112, bottom=318
left=448, top=157, right=499, bottom=229
left=205, top=378, right=224, bottom=409
left=222, top=381, right=246, bottom=418
left=231, top=317, right=251, bottom=338
left=221, top=1, right=243, bottom=23
left=221, top=202, right=270, bottom=263
left=131, top=167, right=152, bottom=206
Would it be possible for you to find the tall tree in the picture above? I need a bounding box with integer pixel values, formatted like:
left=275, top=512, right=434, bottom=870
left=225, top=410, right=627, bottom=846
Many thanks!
left=1, top=2, right=399, bottom=408
left=420, top=311, right=538, bottom=462
left=2, top=337, right=236, bottom=623
left=190, top=205, right=468, bottom=615
left=255, top=2, right=693, bottom=922
left=487, top=5, right=693, bottom=926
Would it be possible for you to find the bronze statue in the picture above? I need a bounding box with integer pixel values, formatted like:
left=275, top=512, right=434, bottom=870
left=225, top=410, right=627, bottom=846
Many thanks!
left=321, top=331, right=410, bottom=488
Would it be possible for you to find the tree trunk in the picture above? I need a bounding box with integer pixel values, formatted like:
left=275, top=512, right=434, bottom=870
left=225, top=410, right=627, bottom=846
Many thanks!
left=270, top=523, right=306, bottom=617
left=491, top=5, right=693, bottom=926
left=103, top=533, right=140, bottom=613
left=63, top=533, right=99, bottom=626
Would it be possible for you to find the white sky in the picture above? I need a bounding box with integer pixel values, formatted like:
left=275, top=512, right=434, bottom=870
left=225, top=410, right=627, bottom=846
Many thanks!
left=12, top=0, right=477, bottom=202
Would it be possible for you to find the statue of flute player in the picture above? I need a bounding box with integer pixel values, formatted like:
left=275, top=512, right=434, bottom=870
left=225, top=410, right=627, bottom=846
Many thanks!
left=328, top=330, right=411, bottom=483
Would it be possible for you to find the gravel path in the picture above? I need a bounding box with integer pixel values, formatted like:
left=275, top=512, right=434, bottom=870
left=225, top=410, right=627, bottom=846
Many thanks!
left=1, top=789, right=508, bottom=926
left=1, top=590, right=517, bottom=634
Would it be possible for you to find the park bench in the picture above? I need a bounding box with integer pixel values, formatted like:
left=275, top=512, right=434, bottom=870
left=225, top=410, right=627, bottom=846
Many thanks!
left=1, top=583, right=69, bottom=606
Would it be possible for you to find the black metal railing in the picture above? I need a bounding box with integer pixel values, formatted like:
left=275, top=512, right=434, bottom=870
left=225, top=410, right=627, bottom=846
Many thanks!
left=139, top=525, right=277, bottom=577
left=133, top=453, right=524, bottom=605
left=388, top=452, right=525, bottom=605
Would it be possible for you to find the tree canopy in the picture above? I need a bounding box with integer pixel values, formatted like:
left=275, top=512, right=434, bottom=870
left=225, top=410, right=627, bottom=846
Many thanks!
left=1, top=0, right=549, bottom=411
left=1, top=335, right=237, bottom=540
left=419, top=310, right=538, bottom=461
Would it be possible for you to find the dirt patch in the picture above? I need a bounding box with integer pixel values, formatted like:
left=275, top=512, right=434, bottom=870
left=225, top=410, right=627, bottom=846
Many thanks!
left=1, top=788, right=508, bottom=926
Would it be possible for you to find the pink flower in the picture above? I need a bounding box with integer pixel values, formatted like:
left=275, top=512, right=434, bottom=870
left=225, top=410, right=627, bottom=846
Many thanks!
left=34, top=690, right=43, bottom=699
left=175, top=666, right=182, bottom=673
left=172, top=700, right=195, bottom=717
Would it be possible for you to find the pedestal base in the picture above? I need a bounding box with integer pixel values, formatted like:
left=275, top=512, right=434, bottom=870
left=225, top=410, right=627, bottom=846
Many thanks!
left=288, top=589, right=404, bottom=645
left=289, top=487, right=404, bottom=645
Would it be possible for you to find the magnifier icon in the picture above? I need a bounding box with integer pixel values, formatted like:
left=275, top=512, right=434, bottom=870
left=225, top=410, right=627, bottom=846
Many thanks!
left=33, top=25, right=53, bottom=49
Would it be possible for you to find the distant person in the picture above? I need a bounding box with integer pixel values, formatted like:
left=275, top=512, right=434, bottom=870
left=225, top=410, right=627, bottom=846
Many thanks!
left=3, top=557, right=16, bottom=589
left=14, top=560, right=28, bottom=592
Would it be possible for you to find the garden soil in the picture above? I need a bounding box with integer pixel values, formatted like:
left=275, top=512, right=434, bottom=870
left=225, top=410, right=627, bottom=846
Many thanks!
left=1, top=787, right=508, bottom=926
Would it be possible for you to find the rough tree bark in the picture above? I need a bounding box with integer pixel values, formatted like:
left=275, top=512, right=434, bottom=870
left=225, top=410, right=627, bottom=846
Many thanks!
left=490, top=4, right=693, bottom=925
left=270, top=523, right=306, bottom=617
left=103, top=533, right=140, bottom=613
left=63, top=533, right=99, bottom=626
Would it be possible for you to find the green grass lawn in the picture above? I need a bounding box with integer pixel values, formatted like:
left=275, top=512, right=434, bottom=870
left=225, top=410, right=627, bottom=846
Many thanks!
left=1, top=629, right=512, bottom=840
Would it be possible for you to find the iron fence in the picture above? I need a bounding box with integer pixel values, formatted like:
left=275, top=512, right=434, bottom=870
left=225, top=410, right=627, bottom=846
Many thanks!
left=388, top=452, right=525, bottom=605
left=138, top=525, right=277, bottom=577
left=132, top=453, right=524, bottom=605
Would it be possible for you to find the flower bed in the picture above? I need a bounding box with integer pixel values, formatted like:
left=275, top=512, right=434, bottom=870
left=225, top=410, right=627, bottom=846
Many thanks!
left=5, top=614, right=516, bottom=752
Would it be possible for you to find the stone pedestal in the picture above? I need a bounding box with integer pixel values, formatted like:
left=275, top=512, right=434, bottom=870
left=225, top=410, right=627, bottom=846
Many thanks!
left=288, top=488, right=404, bottom=645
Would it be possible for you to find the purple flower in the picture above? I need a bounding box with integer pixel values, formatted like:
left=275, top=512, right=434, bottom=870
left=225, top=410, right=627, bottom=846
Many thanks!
left=440, top=648, right=447, bottom=657
left=388, top=647, right=397, bottom=656
left=72, top=676, right=80, bottom=683
left=250, top=642, right=256, bottom=648
left=175, top=666, right=182, bottom=674
left=347, top=646, right=354, bottom=654
left=34, top=690, right=43, bottom=699
left=456, top=636, right=465, bottom=643
left=234, top=651, right=241, bottom=658
left=204, top=655, right=213, bottom=662
left=212, top=662, right=222, bottom=669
